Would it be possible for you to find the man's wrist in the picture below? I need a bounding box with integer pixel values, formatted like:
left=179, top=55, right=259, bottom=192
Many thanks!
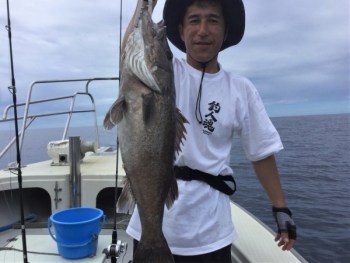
left=272, top=206, right=292, bottom=216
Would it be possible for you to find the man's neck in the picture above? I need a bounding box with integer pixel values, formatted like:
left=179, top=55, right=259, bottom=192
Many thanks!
left=186, top=55, right=220, bottom=73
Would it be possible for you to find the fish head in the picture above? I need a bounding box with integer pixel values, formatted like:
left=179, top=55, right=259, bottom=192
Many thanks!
left=141, top=8, right=174, bottom=94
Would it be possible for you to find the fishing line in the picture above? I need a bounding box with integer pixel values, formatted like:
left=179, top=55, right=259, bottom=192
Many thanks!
left=0, top=177, right=14, bottom=224
left=121, top=244, right=128, bottom=263
left=9, top=168, right=17, bottom=199
left=4, top=42, right=14, bottom=171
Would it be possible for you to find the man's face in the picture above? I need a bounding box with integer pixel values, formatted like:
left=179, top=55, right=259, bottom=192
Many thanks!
left=178, top=2, right=227, bottom=69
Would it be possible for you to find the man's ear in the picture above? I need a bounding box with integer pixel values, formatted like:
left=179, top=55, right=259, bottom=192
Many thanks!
left=224, top=25, right=229, bottom=41
left=178, top=24, right=185, bottom=41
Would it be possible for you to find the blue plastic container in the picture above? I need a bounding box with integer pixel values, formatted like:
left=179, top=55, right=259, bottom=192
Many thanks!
left=48, top=207, right=105, bottom=259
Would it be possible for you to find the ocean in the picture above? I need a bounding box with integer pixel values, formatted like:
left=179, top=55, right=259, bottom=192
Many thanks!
left=1, top=113, right=349, bottom=263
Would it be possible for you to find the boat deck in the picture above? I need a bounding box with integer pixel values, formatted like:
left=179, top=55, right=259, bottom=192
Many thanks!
left=0, top=202, right=307, bottom=263
left=0, top=151, right=307, bottom=263
left=0, top=229, right=133, bottom=263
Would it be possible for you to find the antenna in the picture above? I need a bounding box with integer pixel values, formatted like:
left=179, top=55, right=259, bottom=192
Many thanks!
left=5, top=0, right=29, bottom=262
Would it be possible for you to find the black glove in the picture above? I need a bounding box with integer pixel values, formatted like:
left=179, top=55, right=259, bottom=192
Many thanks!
left=272, top=206, right=297, bottom=240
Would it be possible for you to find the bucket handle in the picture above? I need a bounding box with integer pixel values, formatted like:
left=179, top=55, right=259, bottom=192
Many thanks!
left=48, top=217, right=60, bottom=244
left=48, top=215, right=106, bottom=247
left=99, top=214, right=106, bottom=232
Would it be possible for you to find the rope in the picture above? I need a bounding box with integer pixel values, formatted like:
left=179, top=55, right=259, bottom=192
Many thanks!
left=195, top=64, right=206, bottom=124
left=1, top=233, right=99, bottom=257
left=0, top=247, right=60, bottom=256
left=89, top=234, right=99, bottom=257
left=187, top=53, right=218, bottom=125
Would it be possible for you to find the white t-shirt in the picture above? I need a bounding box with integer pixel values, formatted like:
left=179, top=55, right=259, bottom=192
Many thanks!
left=126, top=58, right=283, bottom=255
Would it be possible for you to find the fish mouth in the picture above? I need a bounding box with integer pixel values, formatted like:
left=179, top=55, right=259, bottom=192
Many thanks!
left=128, top=4, right=170, bottom=94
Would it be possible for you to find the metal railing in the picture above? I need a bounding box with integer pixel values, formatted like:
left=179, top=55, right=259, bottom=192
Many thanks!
left=0, top=77, right=119, bottom=160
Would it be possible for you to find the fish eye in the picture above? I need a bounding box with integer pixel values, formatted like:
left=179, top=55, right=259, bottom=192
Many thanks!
left=166, top=49, right=173, bottom=60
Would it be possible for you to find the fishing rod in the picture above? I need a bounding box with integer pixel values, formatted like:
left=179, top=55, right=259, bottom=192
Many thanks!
left=112, top=0, right=123, bottom=250
left=111, top=0, right=123, bottom=259
left=103, top=0, right=127, bottom=261
left=5, top=0, right=29, bottom=262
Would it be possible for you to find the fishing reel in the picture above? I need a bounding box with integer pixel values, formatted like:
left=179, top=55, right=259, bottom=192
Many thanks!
left=103, top=240, right=128, bottom=261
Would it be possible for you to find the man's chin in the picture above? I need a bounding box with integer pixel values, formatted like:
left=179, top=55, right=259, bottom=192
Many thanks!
left=194, top=54, right=217, bottom=64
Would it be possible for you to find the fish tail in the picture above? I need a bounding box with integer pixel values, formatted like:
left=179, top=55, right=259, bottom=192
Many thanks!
left=133, top=235, right=174, bottom=263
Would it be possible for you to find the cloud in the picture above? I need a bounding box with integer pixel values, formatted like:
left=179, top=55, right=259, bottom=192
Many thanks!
left=220, top=0, right=349, bottom=115
left=0, top=0, right=349, bottom=130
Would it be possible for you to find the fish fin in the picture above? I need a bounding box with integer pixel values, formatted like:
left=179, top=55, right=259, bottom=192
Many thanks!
left=142, top=92, right=156, bottom=129
left=116, top=177, right=136, bottom=214
left=165, top=175, right=179, bottom=209
left=103, top=96, right=125, bottom=130
left=133, top=235, right=174, bottom=263
left=174, top=108, right=189, bottom=156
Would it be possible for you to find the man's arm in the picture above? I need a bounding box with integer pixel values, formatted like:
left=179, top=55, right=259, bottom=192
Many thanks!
left=251, top=154, right=296, bottom=251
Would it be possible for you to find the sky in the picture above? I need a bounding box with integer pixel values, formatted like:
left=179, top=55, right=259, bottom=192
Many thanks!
left=0, top=0, right=349, bottom=130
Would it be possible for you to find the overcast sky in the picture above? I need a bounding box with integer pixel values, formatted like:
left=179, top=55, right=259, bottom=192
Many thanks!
left=0, top=0, right=349, bottom=130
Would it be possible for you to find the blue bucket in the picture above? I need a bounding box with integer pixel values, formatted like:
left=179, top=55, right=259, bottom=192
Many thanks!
left=48, top=207, right=105, bottom=259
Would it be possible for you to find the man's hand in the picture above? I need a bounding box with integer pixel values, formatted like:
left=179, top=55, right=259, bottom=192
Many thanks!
left=121, top=0, right=159, bottom=57
left=273, top=206, right=297, bottom=251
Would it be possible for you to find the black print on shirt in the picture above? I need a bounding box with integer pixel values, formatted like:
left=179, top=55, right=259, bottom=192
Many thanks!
left=203, top=101, right=220, bottom=134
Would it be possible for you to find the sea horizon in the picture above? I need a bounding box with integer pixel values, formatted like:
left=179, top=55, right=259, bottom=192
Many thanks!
left=0, top=111, right=349, bottom=131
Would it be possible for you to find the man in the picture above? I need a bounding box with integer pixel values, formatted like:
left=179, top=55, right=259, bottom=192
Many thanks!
left=125, top=0, right=297, bottom=262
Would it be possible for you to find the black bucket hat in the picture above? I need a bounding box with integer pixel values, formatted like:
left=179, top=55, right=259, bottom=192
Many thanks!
left=163, top=0, right=245, bottom=53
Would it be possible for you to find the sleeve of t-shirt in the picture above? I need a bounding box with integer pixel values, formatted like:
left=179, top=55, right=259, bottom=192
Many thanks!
left=236, top=79, right=284, bottom=162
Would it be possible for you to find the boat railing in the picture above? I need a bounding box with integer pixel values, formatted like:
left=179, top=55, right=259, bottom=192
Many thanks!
left=0, top=77, right=118, bottom=161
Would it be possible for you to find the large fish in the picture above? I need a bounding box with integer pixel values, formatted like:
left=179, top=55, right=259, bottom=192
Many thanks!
left=103, top=2, right=188, bottom=263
